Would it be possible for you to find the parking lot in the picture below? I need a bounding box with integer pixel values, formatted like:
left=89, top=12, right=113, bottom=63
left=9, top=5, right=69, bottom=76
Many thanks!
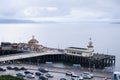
left=0, top=64, right=112, bottom=80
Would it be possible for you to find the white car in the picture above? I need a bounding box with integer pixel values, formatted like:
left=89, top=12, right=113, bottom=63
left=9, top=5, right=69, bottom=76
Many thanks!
left=82, top=72, right=94, bottom=79
left=71, top=75, right=83, bottom=80
left=26, top=74, right=35, bottom=79
left=45, top=73, right=54, bottom=78
left=66, top=71, right=73, bottom=76
left=71, top=73, right=79, bottom=77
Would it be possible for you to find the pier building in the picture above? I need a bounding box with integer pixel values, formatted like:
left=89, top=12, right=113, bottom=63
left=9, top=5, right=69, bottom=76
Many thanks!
left=65, top=39, right=94, bottom=57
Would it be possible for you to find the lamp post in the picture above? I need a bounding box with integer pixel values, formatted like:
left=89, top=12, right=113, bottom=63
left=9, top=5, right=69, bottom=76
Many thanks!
left=88, top=57, right=91, bottom=72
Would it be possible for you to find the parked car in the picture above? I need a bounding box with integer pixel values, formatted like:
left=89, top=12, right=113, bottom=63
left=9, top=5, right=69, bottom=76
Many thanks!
left=82, top=74, right=92, bottom=79
left=78, top=75, right=84, bottom=80
left=66, top=71, right=73, bottom=76
left=6, top=66, right=14, bottom=70
left=71, top=73, right=79, bottom=77
left=60, top=78, right=68, bottom=80
left=45, top=73, right=54, bottom=78
left=39, top=75, right=48, bottom=80
left=38, top=67, right=48, bottom=73
left=83, top=72, right=93, bottom=78
left=26, top=74, right=35, bottom=79
left=20, top=67, right=27, bottom=70
left=35, top=71, right=43, bottom=76
left=0, top=67, right=6, bottom=71
left=24, top=70, right=33, bottom=74
left=16, top=73, right=25, bottom=77
left=71, top=75, right=83, bottom=80
left=14, top=67, right=21, bottom=71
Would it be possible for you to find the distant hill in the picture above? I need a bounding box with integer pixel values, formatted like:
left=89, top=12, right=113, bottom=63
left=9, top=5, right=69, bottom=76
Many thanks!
left=0, top=19, right=56, bottom=24
left=111, top=22, right=120, bottom=24
left=0, top=19, right=36, bottom=23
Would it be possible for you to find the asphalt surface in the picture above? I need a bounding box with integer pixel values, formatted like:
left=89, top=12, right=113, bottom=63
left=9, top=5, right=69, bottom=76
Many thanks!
left=0, top=64, right=112, bottom=80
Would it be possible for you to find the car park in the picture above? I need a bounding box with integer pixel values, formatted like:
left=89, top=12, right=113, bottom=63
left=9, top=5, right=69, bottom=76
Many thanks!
left=26, top=73, right=35, bottom=79
left=16, top=72, right=25, bottom=77
left=35, top=71, right=44, bottom=76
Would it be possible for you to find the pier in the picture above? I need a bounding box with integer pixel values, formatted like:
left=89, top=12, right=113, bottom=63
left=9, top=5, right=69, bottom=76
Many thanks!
left=0, top=37, right=116, bottom=69
left=6, top=52, right=115, bottom=69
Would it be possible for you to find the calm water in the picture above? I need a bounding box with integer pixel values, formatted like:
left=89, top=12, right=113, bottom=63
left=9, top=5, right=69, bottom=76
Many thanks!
left=0, top=23, right=120, bottom=71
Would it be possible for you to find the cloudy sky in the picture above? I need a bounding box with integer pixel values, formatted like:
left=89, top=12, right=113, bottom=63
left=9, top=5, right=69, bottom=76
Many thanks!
left=1, top=0, right=120, bottom=71
left=0, top=0, right=120, bottom=23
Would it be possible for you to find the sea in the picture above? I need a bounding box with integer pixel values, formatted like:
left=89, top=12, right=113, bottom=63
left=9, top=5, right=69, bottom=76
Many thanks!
left=0, top=22, right=120, bottom=71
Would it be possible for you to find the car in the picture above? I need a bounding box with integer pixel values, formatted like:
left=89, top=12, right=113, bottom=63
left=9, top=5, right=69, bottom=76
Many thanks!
left=71, top=73, right=79, bottom=77
left=83, top=72, right=93, bottom=78
left=14, top=67, right=21, bottom=71
left=66, top=71, right=73, bottom=76
left=0, top=67, right=6, bottom=71
left=82, top=74, right=92, bottom=79
left=45, top=73, right=54, bottom=78
left=39, top=75, right=48, bottom=80
left=16, top=73, right=25, bottom=77
left=78, top=75, right=84, bottom=80
left=60, top=78, right=68, bottom=80
left=20, top=67, right=27, bottom=70
left=71, top=75, right=83, bottom=80
left=38, top=67, right=48, bottom=73
left=26, top=74, right=35, bottom=79
left=35, top=71, right=44, bottom=76
left=24, top=70, right=33, bottom=74
left=6, top=66, right=14, bottom=70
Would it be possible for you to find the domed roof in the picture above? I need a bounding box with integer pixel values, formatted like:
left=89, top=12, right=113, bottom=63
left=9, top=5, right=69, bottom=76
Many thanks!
left=28, top=36, right=39, bottom=44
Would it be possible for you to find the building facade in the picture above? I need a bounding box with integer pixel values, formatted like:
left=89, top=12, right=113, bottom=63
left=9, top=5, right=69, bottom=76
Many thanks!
left=18, top=36, right=44, bottom=53
left=65, top=39, right=94, bottom=57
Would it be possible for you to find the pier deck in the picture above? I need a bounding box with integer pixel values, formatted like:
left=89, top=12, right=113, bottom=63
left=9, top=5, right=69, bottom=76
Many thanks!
left=0, top=50, right=115, bottom=69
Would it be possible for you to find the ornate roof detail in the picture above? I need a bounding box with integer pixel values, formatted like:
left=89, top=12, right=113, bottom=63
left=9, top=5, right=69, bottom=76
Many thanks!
left=28, top=36, right=39, bottom=45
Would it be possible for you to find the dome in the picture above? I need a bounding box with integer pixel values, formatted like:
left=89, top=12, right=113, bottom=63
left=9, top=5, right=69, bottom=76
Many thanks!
left=28, top=36, right=39, bottom=45
left=28, top=39, right=39, bottom=43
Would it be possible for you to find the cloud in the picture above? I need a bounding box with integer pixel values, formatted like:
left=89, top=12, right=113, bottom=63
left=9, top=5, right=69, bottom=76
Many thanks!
left=0, top=0, right=120, bottom=22
left=17, top=7, right=70, bottom=18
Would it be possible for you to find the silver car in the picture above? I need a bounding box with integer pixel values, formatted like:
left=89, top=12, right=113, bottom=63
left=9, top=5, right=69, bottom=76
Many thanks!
left=82, top=72, right=93, bottom=79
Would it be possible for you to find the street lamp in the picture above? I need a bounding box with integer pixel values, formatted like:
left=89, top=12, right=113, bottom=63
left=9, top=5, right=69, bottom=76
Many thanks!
left=88, top=57, right=91, bottom=72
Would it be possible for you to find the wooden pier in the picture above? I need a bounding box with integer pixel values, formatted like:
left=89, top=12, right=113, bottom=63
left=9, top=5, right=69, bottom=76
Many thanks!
left=16, top=53, right=115, bottom=69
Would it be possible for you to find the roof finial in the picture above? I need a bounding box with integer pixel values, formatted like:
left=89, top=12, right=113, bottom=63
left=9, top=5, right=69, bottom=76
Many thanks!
left=89, top=37, right=92, bottom=41
left=32, top=35, right=35, bottom=39
left=88, top=37, right=93, bottom=48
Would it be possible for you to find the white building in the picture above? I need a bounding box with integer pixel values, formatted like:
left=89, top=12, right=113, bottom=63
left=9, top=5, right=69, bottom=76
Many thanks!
left=65, top=39, right=94, bottom=57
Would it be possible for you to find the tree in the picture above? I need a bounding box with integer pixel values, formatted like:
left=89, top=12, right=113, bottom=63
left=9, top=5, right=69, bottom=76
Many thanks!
left=0, top=75, right=25, bottom=80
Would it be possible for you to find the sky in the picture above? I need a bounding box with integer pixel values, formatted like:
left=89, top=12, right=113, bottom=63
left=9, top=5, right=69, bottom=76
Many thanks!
left=0, top=0, right=120, bottom=23
left=0, top=0, right=120, bottom=71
